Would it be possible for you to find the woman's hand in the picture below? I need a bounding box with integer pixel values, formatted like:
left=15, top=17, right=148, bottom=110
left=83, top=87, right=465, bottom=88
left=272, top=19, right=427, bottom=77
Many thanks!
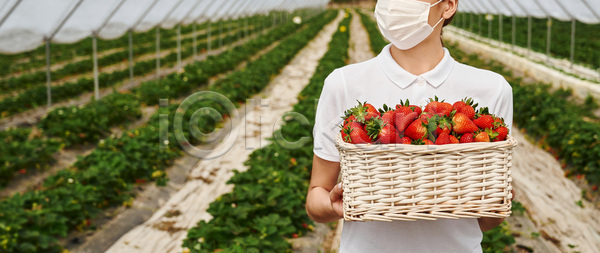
left=306, top=155, right=343, bottom=223
left=330, top=182, right=344, bottom=218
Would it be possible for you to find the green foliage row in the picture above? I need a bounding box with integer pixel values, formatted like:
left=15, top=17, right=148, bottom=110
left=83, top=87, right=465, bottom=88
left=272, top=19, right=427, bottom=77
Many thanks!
left=0, top=16, right=272, bottom=192
left=0, top=11, right=327, bottom=253
left=0, top=19, right=262, bottom=118
left=182, top=10, right=347, bottom=253
left=445, top=41, right=600, bottom=186
left=0, top=19, right=250, bottom=78
left=453, top=13, right=600, bottom=69
left=0, top=17, right=265, bottom=95
left=0, top=128, right=62, bottom=188
left=357, top=9, right=388, bottom=53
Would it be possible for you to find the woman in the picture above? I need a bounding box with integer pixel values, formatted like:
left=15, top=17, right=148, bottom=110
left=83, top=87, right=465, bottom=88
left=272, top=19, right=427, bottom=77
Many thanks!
left=306, top=0, right=514, bottom=252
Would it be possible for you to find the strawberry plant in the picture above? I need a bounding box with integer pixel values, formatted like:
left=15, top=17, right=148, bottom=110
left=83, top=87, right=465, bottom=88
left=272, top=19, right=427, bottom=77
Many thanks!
left=38, top=93, right=142, bottom=146
left=0, top=12, right=325, bottom=253
left=453, top=13, right=600, bottom=70
left=183, top=10, right=347, bottom=252
left=0, top=128, right=61, bottom=188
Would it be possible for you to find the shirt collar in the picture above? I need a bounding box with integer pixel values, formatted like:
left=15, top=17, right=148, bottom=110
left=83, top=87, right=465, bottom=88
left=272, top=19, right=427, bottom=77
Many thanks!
left=377, top=44, right=455, bottom=89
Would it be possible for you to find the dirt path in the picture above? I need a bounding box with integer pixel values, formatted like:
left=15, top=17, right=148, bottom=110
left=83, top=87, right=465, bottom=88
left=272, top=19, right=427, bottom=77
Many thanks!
left=102, top=11, right=345, bottom=253
left=508, top=129, right=600, bottom=252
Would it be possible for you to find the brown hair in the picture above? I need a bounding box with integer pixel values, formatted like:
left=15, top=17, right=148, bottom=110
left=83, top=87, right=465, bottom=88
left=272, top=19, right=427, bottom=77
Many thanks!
left=440, top=0, right=457, bottom=46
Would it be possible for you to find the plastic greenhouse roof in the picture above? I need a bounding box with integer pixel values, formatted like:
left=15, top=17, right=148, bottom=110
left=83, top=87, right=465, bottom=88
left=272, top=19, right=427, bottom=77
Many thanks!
left=458, top=0, right=600, bottom=24
left=0, top=0, right=330, bottom=54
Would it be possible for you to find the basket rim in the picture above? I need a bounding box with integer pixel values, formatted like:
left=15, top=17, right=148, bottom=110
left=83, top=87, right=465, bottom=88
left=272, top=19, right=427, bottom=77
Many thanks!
left=335, top=132, right=518, bottom=151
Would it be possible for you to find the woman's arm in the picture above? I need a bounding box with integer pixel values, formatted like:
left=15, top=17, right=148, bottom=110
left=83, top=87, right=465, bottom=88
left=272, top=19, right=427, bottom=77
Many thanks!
left=306, top=154, right=343, bottom=223
left=478, top=188, right=515, bottom=231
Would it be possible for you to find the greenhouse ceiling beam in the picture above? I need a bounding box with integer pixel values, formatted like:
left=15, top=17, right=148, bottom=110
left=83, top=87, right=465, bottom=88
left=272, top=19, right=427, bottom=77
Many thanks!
left=530, top=0, right=553, bottom=61
left=506, top=0, right=529, bottom=17
left=549, top=0, right=578, bottom=67
left=45, top=0, right=85, bottom=108
left=94, top=0, right=128, bottom=35
left=155, top=0, right=186, bottom=79
left=47, top=0, right=85, bottom=41
left=181, top=0, right=205, bottom=61
left=580, top=0, right=600, bottom=21
left=159, top=0, right=186, bottom=26
left=131, top=0, right=160, bottom=31
left=0, top=0, right=22, bottom=31
left=92, top=0, right=128, bottom=100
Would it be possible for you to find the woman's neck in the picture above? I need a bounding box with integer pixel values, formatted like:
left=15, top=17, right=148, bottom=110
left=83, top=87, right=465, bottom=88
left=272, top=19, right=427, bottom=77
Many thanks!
left=389, top=37, right=445, bottom=76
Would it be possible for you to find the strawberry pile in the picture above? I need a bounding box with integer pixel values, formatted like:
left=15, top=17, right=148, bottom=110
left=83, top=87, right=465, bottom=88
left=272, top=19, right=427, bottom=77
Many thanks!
left=340, top=97, right=509, bottom=145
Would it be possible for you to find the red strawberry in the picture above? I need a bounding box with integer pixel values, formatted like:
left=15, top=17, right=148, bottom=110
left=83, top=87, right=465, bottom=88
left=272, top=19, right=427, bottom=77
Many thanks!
left=341, top=124, right=351, bottom=143
left=493, top=117, right=506, bottom=129
left=475, top=131, right=490, bottom=142
left=381, top=110, right=395, bottom=126
left=378, top=104, right=396, bottom=126
left=452, top=101, right=467, bottom=111
left=347, top=101, right=380, bottom=123
left=366, top=118, right=399, bottom=144
left=432, top=116, right=452, bottom=136
left=346, top=122, right=372, bottom=144
left=494, top=126, right=509, bottom=141
left=418, top=112, right=434, bottom=124
left=395, top=99, right=414, bottom=115
left=424, top=96, right=453, bottom=117
left=423, top=139, right=434, bottom=145
left=364, top=103, right=379, bottom=120
left=409, top=105, right=422, bottom=115
left=452, top=113, right=479, bottom=134
left=404, top=119, right=428, bottom=140
left=474, top=114, right=494, bottom=129
left=394, top=111, right=418, bottom=133
left=343, top=115, right=356, bottom=126
left=399, top=136, right=412, bottom=144
left=453, top=97, right=477, bottom=120
left=449, top=135, right=459, bottom=144
left=459, top=133, right=474, bottom=143
left=435, top=132, right=451, bottom=145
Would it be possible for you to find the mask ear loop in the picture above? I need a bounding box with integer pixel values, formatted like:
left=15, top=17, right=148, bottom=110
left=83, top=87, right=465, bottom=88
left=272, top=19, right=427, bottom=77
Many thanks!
left=432, top=17, right=445, bottom=29
left=430, top=0, right=444, bottom=8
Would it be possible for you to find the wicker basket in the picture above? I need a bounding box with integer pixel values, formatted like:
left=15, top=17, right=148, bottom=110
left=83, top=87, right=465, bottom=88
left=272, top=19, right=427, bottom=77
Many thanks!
left=335, top=133, right=518, bottom=222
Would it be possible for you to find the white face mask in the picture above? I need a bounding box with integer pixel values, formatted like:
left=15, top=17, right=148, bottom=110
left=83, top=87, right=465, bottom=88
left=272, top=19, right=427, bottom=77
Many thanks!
left=375, top=0, right=445, bottom=50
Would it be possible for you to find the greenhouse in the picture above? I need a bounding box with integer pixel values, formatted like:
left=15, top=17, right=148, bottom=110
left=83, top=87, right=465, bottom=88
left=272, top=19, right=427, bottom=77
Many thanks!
left=0, top=0, right=599, bottom=252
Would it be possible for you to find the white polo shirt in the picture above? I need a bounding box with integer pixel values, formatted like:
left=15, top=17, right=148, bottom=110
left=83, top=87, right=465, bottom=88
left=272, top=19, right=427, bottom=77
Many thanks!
left=313, top=44, right=513, bottom=252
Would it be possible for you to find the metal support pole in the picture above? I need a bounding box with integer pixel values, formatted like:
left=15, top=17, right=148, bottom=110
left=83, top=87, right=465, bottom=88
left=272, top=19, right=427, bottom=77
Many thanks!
left=219, top=20, right=223, bottom=48
left=512, top=16, right=516, bottom=49
left=237, top=18, right=241, bottom=41
left=177, top=24, right=181, bottom=70
left=192, top=22, right=197, bottom=61
left=45, top=39, right=52, bottom=107
left=478, top=14, right=481, bottom=35
left=93, top=36, right=99, bottom=100
left=488, top=17, right=492, bottom=39
left=156, top=27, right=160, bottom=79
left=527, top=16, right=532, bottom=52
left=547, top=17, right=551, bottom=61
left=570, top=19, right=575, bottom=68
left=470, top=13, right=473, bottom=32
left=128, top=30, right=134, bottom=84
left=499, top=14, right=503, bottom=44
left=244, top=17, right=248, bottom=38
left=208, top=21, right=212, bottom=53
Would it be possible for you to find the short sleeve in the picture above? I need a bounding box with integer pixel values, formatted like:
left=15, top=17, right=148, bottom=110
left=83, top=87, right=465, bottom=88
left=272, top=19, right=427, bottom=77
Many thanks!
left=313, top=69, right=345, bottom=162
left=492, top=78, right=513, bottom=131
